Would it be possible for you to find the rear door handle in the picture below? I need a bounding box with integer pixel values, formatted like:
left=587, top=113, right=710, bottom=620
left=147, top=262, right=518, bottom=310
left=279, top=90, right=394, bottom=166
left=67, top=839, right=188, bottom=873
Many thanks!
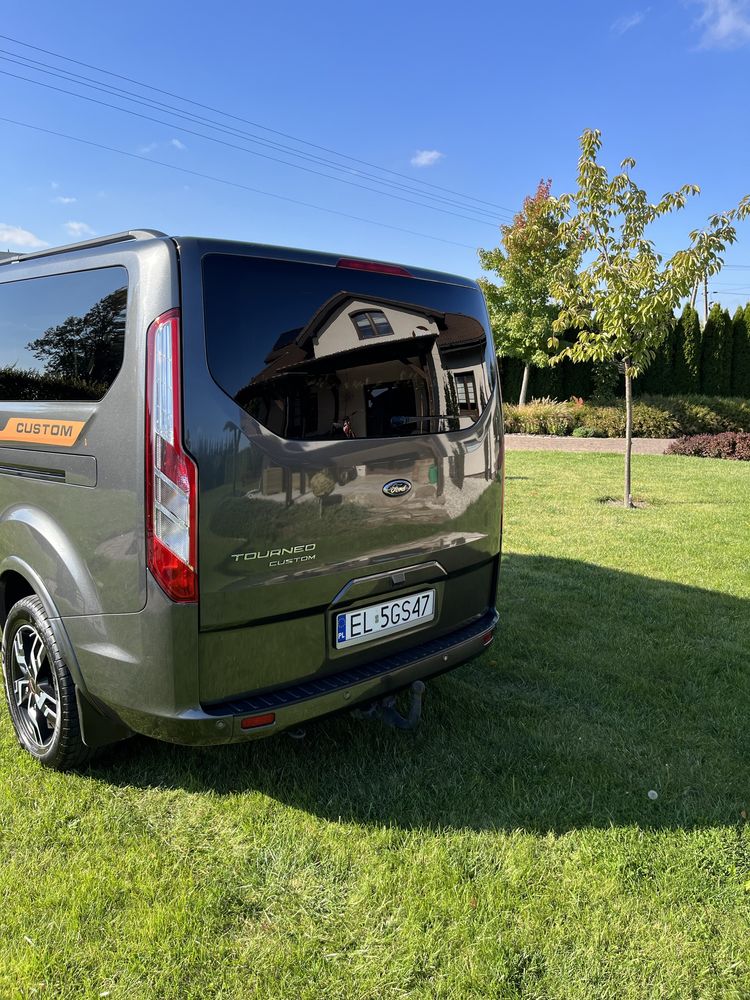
left=331, top=560, right=446, bottom=608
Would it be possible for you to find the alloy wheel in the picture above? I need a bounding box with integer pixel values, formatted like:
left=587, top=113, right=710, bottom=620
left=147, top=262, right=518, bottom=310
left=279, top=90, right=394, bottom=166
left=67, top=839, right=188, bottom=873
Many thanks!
left=8, top=623, right=60, bottom=751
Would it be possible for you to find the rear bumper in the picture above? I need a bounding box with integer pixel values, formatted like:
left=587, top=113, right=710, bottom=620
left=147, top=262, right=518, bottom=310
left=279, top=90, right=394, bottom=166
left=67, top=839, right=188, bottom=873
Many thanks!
left=111, top=608, right=498, bottom=746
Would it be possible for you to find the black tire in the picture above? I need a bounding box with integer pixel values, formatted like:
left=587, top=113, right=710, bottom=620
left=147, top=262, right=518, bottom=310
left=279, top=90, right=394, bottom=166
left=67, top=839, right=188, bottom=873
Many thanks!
left=2, top=595, right=92, bottom=770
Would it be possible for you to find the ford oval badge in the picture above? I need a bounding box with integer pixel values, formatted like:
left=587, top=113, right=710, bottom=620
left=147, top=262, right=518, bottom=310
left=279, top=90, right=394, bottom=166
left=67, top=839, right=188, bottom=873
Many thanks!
left=382, top=479, right=412, bottom=498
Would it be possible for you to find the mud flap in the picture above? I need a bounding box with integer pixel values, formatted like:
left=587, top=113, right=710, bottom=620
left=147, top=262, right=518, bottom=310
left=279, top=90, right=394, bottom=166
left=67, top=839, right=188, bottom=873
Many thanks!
left=76, top=689, right=132, bottom=749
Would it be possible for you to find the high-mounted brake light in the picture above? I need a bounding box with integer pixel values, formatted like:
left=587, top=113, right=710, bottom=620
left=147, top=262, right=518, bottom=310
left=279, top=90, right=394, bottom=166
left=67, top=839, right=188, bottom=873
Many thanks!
left=145, top=308, right=198, bottom=603
left=336, top=257, right=412, bottom=277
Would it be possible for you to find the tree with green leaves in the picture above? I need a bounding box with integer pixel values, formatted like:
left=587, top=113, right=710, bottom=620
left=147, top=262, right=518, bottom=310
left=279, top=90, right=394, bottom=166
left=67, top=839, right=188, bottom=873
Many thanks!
left=478, top=179, right=567, bottom=405
left=550, top=128, right=749, bottom=507
left=700, top=304, right=733, bottom=395
left=730, top=305, right=750, bottom=397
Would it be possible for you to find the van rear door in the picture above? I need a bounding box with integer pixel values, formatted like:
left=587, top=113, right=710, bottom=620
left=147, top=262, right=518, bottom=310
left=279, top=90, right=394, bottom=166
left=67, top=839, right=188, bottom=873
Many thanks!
left=180, top=244, right=503, bottom=702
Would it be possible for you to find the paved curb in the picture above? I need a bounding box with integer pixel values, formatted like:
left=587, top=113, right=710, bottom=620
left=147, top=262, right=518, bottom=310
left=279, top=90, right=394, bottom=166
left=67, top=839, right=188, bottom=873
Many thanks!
left=504, top=435, right=673, bottom=455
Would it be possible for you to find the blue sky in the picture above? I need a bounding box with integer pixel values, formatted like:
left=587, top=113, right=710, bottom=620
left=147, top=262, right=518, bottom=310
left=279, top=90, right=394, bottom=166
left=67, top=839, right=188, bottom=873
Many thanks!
left=2, top=0, right=750, bottom=308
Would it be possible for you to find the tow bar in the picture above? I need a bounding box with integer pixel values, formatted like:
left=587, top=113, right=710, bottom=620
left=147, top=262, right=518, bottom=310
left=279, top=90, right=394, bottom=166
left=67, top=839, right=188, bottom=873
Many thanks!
left=351, top=680, right=426, bottom=731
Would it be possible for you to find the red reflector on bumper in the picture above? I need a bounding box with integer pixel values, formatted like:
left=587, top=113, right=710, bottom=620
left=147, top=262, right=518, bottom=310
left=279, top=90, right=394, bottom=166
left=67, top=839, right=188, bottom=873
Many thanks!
left=240, top=712, right=276, bottom=730
left=482, top=630, right=495, bottom=647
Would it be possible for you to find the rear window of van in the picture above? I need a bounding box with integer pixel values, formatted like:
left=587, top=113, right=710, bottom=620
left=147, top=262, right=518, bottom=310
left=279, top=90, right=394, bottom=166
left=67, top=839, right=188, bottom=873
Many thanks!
left=202, top=254, right=496, bottom=440
left=0, top=266, right=128, bottom=402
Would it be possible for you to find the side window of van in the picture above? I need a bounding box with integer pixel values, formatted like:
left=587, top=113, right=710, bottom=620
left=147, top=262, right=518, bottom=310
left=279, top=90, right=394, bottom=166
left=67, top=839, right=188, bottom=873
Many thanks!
left=0, top=267, right=128, bottom=401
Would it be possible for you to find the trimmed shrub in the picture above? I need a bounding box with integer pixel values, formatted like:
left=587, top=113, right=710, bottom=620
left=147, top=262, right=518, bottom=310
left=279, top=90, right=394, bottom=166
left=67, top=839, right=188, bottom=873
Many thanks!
left=579, top=404, right=625, bottom=437
left=667, top=432, right=750, bottom=460
left=503, top=398, right=576, bottom=435
left=574, top=401, right=678, bottom=439
left=666, top=397, right=723, bottom=435
left=571, top=426, right=598, bottom=438
left=505, top=395, right=750, bottom=438
left=698, top=395, right=750, bottom=431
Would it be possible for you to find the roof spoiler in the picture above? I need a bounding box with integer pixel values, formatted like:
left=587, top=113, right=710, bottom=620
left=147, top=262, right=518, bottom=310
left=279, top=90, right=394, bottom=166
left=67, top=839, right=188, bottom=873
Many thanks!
left=0, top=229, right=168, bottom=267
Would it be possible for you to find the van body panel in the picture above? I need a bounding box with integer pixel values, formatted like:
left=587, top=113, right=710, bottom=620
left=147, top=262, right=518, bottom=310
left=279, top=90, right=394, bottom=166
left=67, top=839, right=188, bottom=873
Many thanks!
left=0, top=236, right=179, bottom=616
left=196, top=558, right=497, bottom=702
left=68, top=602, right=498, bottom=746
left=62, top=573, right=200, bottom=720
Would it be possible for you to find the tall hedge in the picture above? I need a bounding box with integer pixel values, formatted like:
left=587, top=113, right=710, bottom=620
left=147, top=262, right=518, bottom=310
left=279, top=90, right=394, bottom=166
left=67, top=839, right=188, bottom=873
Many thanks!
left=497, top=300, right=750, bottom=402
left=731, top=305, right=750, bottom=397
left=721, top=308, right=735, bottom=393
left=672, top=305, right=702, bottom=394
left=639, top=321, right=676, bottom=395
left=701, top=305, right=733, bottom=395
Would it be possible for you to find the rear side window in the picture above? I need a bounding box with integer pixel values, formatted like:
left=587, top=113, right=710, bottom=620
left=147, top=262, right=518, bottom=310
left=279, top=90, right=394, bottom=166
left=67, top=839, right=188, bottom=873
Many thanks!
left=0, top=266, right=128, bottom=401
left=202, top=254, right=496, bottom=440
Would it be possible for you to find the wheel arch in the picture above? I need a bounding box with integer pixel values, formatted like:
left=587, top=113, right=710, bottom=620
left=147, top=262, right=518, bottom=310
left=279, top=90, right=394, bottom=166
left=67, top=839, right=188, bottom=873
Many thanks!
left=0, top=557, right=87, bottom=693
left=0, top=563, right=131, bottom=750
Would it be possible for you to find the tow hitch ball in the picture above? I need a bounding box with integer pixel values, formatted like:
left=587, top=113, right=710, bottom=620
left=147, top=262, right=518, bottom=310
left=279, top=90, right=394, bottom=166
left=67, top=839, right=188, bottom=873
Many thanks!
left=351, top=680, right=426, bottom=731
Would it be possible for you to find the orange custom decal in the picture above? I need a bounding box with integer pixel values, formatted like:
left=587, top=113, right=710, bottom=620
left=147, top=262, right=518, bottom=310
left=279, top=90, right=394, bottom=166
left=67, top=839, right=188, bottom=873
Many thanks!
left=0, top=417, right=87, bottom=447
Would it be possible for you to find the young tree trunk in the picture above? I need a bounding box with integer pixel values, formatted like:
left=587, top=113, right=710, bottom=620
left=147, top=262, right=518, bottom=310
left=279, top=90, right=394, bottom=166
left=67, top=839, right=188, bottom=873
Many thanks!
left=518, top=364, right=531, bottom=406
left=624, top=362, right=634, bottom=509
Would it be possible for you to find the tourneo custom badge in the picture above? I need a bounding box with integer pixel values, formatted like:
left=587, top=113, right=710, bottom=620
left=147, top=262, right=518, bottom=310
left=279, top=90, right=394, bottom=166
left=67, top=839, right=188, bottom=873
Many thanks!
left=382, top=479, right=412, bottom=498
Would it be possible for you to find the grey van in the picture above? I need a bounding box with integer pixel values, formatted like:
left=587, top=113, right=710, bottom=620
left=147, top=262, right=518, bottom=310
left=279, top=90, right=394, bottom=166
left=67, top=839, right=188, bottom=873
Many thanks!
left=0, top=230, right=503, bottom=770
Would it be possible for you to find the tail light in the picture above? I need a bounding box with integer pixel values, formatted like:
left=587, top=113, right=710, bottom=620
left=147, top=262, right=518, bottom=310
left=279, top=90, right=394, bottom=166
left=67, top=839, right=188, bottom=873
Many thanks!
left=145, top=308, right=198, bottom=602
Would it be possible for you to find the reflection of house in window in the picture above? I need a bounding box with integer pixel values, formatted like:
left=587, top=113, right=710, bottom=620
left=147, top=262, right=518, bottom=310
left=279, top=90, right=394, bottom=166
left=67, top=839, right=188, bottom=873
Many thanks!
left=454, top=372, right=478, bottom=416
left=352, top=310, right=394, bottom=339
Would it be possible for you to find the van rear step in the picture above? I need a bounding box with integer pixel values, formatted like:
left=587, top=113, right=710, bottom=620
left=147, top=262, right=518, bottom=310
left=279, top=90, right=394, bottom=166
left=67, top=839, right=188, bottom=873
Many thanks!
left=202, top=608, right=498, bottom=717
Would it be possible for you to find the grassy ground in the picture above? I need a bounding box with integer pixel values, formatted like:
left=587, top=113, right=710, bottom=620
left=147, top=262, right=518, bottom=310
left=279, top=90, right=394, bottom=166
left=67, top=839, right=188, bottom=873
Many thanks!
left=2, top=452, right=750, bottom=999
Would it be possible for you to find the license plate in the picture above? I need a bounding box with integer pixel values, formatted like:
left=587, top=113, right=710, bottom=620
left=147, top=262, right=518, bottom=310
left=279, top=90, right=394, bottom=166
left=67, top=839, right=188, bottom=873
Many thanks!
left=335, top=589, right=436, bottom=649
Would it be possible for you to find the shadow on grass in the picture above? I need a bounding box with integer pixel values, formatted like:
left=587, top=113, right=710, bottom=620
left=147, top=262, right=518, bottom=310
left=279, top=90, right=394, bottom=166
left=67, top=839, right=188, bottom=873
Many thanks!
left=95, top=553, right=750, bottom=832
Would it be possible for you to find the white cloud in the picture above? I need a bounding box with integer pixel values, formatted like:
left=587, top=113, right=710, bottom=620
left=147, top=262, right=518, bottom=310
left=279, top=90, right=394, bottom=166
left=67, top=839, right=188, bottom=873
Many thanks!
left=693, top=0, right=750, bottom=47
left=64, top=221, right=96, bottom=238
left=170, top=138, right=186, bottom=151
left=138, top=142, right=158, bottom=155
left=611, top=10, right=648, bottom=34
left=0, top=224, right=48, bottom=249
left=410, top=149, right=445, bottom=168
left=50, top=181, right=59, bottom=190
left=52, top=196, right=77, bottom=205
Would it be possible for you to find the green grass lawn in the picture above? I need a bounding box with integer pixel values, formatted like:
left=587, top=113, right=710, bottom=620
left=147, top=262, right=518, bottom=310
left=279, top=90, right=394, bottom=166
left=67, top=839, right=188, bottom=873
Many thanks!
left=2, top=452, right=750, bottom=999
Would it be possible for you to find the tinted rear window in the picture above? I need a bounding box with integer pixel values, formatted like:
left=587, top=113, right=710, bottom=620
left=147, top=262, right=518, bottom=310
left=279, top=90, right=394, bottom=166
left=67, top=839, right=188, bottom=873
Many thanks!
left=202, top=254, right=496, bottom=440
